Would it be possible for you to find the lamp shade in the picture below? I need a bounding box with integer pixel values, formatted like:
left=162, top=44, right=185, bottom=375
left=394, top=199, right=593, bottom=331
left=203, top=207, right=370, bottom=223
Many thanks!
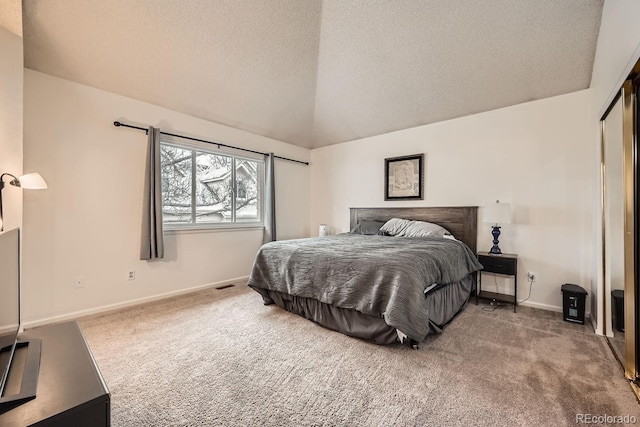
left=483, top=201, right=511, bottom=225
left=0, top=171, right=47, bottom=232
left=15, top=173, right=47, bottom=189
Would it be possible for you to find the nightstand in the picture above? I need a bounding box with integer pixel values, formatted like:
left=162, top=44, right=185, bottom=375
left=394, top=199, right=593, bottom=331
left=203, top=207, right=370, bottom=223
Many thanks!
left=476, top=251, right=518, bottom=312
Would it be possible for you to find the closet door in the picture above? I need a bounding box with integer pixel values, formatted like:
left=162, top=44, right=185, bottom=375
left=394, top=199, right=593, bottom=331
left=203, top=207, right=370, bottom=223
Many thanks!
left=620, top=81, right=636, bottom=380
left=602, top=91, right=625, bottom=365
left=602, top=81, right=637, bottom=381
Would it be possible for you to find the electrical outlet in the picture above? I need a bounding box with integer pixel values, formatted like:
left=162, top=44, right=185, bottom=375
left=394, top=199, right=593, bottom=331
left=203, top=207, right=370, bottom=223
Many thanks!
left=127, top=270, right=135, bottom=281
left=73, top=276, right=85, bottom=289
left=527, top=271, right=536, bottom=282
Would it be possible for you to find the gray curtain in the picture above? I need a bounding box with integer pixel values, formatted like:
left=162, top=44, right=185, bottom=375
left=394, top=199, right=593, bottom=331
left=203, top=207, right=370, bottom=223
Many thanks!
left=140, top=126, right=164, bottom=260
left=263, top=153, right=276, bottom=244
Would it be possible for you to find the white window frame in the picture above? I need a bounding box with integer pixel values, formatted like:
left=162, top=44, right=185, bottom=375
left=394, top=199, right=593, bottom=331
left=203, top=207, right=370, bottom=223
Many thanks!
left=160, top=137, right=265, bottom=232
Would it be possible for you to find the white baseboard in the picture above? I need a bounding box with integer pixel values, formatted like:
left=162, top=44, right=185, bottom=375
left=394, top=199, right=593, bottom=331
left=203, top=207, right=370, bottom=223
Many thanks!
left=518, top=301, right=598, bottom=334
left=518, top=300, right=562, bottom=313
left=519, top=301, right=592, bottom=325
left=23, top=276, right=249, bottom=330
left=589, top=313, right=604, bottom=336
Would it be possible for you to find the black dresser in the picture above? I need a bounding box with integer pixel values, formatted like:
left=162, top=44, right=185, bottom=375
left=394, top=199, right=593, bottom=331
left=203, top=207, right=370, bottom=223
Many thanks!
left=0, top=321, right=110, bottom=426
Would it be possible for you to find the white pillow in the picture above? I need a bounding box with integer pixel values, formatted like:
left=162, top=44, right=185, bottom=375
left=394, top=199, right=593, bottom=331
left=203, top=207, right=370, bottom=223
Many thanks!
left=380, top=218, right=452, bottom=238
left=379, top=218, right=412, bottom=236
left=400, top=220, right=450, bottom=238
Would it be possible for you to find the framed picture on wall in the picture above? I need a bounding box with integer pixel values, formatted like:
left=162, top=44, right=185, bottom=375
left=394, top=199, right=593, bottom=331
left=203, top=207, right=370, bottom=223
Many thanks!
left=384, top=154, right=424, bottom=201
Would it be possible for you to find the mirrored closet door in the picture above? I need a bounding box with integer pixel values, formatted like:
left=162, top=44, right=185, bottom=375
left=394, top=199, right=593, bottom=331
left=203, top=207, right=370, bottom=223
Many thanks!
left=601, top=78, right=638, bottom=384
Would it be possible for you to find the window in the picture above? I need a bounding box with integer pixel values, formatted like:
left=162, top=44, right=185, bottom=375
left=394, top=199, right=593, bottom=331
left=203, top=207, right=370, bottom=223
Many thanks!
left=160, top=141, right=263, bottom=228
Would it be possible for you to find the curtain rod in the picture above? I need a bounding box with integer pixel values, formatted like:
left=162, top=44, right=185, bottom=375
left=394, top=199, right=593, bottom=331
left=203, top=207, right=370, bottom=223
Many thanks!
left=113, top=121, right=309, bottom=165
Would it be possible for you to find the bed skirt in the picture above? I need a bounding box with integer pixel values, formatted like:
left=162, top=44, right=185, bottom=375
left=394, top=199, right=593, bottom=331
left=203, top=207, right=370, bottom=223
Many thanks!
left=254, top=275, right=476, bottom=345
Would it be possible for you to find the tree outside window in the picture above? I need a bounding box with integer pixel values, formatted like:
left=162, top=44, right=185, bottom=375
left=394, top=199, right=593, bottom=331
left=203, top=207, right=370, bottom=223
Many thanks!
left=161, top=142, right=262, bottom=226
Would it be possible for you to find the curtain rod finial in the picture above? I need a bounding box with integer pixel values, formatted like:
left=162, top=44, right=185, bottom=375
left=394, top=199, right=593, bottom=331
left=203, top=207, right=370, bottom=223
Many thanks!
left=114, top=121, right=121, bottom=127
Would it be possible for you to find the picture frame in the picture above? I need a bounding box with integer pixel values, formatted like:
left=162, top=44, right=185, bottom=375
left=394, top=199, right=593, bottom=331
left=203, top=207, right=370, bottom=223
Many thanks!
left=384, top=154, right=424, bottom=201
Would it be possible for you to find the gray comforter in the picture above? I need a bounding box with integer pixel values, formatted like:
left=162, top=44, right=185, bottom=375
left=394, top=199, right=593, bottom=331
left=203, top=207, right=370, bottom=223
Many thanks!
left=248, top=234, right=483, bottom=342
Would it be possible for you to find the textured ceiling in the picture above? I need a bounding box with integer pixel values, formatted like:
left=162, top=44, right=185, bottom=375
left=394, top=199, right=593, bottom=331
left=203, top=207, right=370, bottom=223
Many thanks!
left=22, top=0, right=603, bottom=149
left=0, top=0, right=22, bottom=36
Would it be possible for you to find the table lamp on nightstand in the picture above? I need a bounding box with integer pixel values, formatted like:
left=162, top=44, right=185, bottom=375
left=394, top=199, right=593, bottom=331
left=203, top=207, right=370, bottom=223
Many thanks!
left=482, top=200, right=511, bottom=254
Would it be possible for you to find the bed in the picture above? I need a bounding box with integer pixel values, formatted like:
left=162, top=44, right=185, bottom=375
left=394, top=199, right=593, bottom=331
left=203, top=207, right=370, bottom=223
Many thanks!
left=247, top=207, right=482, bottom=346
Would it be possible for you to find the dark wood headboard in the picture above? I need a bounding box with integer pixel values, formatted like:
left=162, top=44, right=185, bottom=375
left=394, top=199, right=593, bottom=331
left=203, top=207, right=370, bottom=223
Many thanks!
left=350, top=206, right=478, bottom=254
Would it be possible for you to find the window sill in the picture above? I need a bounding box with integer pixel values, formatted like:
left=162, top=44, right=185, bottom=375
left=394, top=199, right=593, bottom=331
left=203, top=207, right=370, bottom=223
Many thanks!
left=164, top=225, right=264, bottom=235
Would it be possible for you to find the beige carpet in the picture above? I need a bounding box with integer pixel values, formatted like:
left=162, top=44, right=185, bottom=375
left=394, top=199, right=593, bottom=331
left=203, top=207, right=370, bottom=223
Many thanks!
left=78, top=284, right=639, bottom=426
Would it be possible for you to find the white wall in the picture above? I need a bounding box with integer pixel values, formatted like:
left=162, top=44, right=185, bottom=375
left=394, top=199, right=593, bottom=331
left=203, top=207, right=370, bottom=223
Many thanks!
left=22, top=70, right=310, bottom=325
left=0, top=24, right=23, bottom=231
left=588, top=0, right=640, bottom=334
left=310, top=90, right=594, bottom=312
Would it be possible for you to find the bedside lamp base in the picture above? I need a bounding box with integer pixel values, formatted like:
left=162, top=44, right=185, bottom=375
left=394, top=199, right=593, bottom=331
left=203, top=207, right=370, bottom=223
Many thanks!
left=489, top=225, right=502, bottom=254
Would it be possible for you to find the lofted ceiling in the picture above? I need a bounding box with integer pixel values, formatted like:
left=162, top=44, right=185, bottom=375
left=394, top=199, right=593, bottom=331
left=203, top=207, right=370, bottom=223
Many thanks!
left=0, top=0, right=21, bottom=37
left=22, top=0, right=604, bottom=149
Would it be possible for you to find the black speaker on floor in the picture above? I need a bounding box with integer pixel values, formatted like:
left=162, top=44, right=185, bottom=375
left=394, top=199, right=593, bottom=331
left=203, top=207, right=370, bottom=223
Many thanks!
left=561, top=284, right=588, bottom=324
